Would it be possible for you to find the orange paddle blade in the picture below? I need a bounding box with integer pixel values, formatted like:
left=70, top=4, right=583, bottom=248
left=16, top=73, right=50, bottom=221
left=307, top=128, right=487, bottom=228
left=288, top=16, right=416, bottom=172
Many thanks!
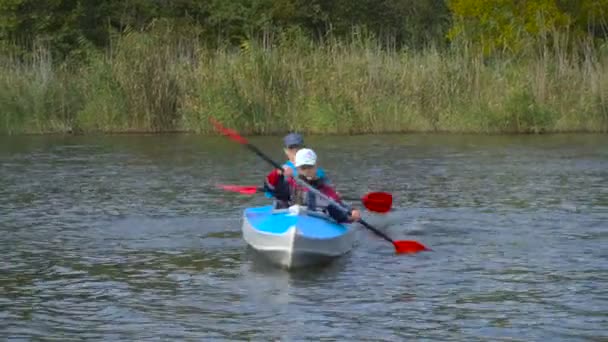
left=218, top=184, right=260, bottom=195
left=209, top=117, right=249, bottom=144
left=362, top=192, right=393, bottom=213
left=393, top=240, right=429, bottom=254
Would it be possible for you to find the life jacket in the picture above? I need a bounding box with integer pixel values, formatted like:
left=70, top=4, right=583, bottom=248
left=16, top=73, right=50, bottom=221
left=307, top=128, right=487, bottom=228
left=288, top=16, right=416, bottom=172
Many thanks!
left=264, top=161, right=328, bottom=198
left=292, top=177, right=332, bottom=209
left=265, top=171, right=350, bottom=223
left=278, top=176, right=339, bottom=211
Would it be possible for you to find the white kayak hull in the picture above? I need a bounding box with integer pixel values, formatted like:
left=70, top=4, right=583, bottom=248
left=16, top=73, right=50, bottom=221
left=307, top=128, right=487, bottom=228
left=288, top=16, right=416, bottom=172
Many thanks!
left=242, top=205, right=356, bottom=269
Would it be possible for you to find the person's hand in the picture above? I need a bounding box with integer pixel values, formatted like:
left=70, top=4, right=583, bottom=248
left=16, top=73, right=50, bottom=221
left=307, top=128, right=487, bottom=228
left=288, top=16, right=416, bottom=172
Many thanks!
left=282, top=165, right=294, bottom=178
left=350, top=209, right=362, bottom=222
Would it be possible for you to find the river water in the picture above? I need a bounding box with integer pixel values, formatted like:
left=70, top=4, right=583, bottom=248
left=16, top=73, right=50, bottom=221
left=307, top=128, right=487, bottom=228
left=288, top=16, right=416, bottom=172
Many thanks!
left=1, top=134, right=607, bottom=341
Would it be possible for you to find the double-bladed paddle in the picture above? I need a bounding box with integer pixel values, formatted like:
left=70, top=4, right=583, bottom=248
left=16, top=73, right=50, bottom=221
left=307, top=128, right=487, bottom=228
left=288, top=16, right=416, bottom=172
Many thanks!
left=217, top=184, right=393, bottom=214
left=209, top=117, right=429, bottom=254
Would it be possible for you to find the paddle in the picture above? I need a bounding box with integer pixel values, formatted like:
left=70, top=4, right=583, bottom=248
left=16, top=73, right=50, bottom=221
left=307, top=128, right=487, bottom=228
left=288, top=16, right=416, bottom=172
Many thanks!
left=209, top=117, right=429, bottom=254
left=217, top=184, right=393, bottom=214
left=218, top=184, right=261, bottom=195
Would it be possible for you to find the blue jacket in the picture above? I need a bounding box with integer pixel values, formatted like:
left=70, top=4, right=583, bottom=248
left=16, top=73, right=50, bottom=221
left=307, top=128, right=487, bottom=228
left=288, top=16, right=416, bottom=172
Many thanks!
left=264, top=161, right=328, bottom=198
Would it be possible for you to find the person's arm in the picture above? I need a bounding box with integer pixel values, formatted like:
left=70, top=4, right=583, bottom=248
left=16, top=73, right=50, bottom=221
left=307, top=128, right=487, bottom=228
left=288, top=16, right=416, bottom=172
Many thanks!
left=263, top=169, right=291, bottom=201
left=264, top=164, right=293, bottom=198
left=320, top=184, right=361, bottom=223
left=325, top=205, right=350, bottom=223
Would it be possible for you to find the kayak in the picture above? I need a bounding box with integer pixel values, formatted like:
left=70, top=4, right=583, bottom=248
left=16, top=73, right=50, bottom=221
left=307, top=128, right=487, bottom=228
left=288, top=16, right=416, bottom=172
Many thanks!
left=242, top=205, right=356, bottom=269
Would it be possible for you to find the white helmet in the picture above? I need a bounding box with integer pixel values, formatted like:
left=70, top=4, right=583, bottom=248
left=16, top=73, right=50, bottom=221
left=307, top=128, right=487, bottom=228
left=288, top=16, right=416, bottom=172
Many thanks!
left=294, top=148, right=317, bottom=167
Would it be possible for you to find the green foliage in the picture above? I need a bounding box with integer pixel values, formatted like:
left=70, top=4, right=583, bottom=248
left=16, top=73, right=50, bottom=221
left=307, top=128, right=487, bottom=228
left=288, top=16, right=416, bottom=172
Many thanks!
left=1, top=0, right=608, bottom=135
left=558, top=0, right=608, bottom=38
left=448, top=0, right=608, bottom=56
left=75, top=53, right=127, bottom=132
left=111, top=26, right=181, bottom=131
left=2, top=29, right=608, bottom=135
left=503, top=89, right=555, bottom=133
left=448, top=0, right=570, bottom=55
left=0, top=0, right=451, bottom=59
left=1, top=0, right=607, bottom=60
left=0, top=51, right=83, bottom=133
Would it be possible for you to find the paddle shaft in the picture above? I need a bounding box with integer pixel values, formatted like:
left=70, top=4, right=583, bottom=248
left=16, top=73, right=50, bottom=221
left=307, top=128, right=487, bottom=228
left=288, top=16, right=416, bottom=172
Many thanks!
left=245, top=143, right=284, bottom=171
left=289, top=173, right=396, bottom=244
left=242, top=140, right=397, bottom=244
left=222, top=185, right=368, bottom=203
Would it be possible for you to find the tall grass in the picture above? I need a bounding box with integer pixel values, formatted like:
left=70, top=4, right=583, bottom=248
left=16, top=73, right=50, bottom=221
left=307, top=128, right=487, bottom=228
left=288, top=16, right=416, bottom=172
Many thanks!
left=1, top=28, right=607, bottom=134
left=0, top=42, right=83, bottom=134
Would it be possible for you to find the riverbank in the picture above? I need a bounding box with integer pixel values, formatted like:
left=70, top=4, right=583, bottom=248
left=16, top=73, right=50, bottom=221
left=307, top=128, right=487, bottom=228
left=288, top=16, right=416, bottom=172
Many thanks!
left=2, top=32, right=607, bottom=135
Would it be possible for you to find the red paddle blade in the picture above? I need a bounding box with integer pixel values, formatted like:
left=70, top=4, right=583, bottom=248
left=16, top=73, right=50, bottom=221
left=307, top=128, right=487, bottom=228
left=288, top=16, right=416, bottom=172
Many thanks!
left=209, top=117, right=249, bottom=145
left=362, top=192, right=393, bottom=213
left=393, top=240, right=429, bottom=254
left=217, top=184, right=259, bottom=195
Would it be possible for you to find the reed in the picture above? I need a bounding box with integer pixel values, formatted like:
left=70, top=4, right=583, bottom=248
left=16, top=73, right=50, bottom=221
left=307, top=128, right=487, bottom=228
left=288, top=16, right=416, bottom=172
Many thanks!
left=0, top=42, right=84, bottom=134
left=1, top=29, right=607, bottom=134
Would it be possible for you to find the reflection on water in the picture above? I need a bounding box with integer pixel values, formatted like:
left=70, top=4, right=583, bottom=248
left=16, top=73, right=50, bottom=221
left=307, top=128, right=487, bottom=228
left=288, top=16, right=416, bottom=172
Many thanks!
left=1, top=134, right=607, bottom=340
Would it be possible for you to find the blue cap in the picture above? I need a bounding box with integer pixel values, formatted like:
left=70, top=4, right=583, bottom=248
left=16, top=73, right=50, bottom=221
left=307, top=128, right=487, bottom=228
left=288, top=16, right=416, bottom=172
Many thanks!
left=283, top=133, right=304, bottom=147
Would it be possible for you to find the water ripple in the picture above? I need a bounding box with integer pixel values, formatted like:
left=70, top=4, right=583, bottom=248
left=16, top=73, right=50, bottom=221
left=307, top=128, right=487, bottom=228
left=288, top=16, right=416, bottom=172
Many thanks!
left=1, top=134, right=607, bottom=340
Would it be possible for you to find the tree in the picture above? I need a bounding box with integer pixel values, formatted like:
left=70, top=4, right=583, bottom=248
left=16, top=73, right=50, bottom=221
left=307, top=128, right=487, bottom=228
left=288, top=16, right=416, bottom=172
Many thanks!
left=448, top=0, right=608, bottom=56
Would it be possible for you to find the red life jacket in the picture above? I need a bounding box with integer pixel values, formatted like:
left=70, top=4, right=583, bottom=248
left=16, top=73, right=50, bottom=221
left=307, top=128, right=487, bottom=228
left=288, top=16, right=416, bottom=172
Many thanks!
left=265, top=170, right=342, bottom=210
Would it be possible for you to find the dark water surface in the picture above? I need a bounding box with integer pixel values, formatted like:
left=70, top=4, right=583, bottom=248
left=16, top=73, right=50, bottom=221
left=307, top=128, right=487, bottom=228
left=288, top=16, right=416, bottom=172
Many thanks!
left=1, top=134, right=607, bottom=341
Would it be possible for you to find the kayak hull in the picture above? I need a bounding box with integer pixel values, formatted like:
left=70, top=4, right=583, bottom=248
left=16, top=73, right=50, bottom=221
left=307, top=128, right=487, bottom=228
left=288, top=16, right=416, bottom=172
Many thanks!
left=242, top=205, right=355, bottom=269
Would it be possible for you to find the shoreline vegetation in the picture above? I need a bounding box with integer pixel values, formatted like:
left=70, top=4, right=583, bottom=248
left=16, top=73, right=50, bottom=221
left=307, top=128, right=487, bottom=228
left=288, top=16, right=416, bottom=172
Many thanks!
left=1, top=2, right=607, bottom=135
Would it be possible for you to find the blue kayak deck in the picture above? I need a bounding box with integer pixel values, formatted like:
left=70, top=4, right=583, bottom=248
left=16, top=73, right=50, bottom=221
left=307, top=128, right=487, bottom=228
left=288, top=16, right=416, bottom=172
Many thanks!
left=244, top=206, right=348, bottom=239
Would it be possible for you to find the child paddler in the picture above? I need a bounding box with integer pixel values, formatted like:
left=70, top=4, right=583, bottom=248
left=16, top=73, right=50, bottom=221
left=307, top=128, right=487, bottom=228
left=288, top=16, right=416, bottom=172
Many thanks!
left=263, top=148, right=361, bottom=223
left=264, top=133, right=329, bottom=198
left=280, top=133, right=328, bottom=181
